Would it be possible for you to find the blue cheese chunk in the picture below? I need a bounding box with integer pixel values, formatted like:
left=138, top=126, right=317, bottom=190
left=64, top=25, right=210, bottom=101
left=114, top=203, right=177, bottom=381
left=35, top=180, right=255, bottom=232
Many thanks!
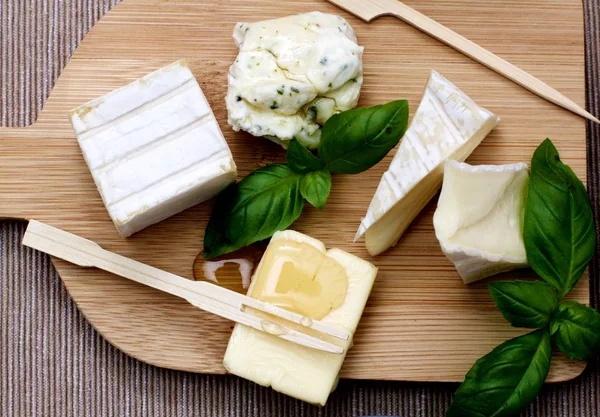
left=70, top=60, right=237, bottom=237
left=226, top=12, right=364, bottom=149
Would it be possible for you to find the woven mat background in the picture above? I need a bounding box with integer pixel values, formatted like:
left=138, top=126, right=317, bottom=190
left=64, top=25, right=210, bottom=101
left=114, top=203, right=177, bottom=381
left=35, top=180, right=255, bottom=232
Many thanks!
left=1, top=1, right=599, bottom=416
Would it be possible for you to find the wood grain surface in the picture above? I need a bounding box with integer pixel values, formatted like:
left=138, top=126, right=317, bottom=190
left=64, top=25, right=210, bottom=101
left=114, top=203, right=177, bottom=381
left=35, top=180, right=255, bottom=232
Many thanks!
left=0, top=0, right=590, bottom=382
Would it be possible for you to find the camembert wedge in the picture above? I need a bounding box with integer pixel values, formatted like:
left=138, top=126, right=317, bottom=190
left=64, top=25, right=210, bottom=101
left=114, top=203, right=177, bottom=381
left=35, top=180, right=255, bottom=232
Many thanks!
left=434, top=161, right=529, bottom=283
left=223, top=230, right=377, bottom=405
left=355, top=70, right=500, bottom=256
left=70, top=60, right=237, bottom=237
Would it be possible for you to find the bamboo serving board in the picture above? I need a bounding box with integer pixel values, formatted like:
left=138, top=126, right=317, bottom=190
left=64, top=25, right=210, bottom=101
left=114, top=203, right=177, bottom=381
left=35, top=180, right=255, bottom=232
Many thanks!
left=0, top=0, right=590, bottom=382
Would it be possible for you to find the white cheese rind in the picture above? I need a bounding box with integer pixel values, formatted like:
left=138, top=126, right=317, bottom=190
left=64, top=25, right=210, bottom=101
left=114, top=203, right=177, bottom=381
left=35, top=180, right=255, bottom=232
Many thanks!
left=434, top=161, right=529, bottom=283
left=70, top=60, right=237, bottom=237
left=223, top=230, right=377, bottom=405
left=226, top=12, right=364, bottom=149
left=357, top=70, right=500, bottom=256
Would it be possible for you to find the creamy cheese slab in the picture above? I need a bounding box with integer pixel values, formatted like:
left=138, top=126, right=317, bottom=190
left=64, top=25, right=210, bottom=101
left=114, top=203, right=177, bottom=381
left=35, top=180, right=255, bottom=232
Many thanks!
left=226, top=12, right=364, bottom=149
left=223, top=230, right=377, bottom=405
left=70, top=60, right=237, bottom=237
left=434, top=161, right=529, bottom=283
left=356, top=70, right=500, bottom=256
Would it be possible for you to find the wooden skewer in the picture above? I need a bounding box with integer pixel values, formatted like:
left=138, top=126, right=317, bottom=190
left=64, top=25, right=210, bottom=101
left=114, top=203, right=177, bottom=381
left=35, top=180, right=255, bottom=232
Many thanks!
left=326, top=0, right=600, bottom=124
left=22, top=220, right=349, bottom=354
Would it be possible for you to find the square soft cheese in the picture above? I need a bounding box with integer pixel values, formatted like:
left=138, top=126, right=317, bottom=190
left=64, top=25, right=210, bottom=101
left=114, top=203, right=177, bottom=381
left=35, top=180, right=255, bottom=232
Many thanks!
left=223, top=230, right=377, bottom=405
left=70, top=60, right=237, bottom=237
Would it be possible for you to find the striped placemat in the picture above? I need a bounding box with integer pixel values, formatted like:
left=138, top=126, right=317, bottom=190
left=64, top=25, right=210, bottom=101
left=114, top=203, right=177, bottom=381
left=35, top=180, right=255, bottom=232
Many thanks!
left=1, top=0, right=599, bottom=415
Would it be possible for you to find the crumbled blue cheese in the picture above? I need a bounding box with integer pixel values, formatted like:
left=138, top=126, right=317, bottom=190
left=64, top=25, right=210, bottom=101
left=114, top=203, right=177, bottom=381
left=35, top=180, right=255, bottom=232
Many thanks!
left=226, top=12, right=364, bottom=149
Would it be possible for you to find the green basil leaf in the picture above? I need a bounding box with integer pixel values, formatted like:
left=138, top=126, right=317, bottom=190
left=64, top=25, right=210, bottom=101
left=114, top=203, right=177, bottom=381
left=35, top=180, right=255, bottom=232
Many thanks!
left=523, top=138, right=597, bottom=297
left=318, top=100, right=409, bottom=174
left=489, top=281, right=559, bottom=329
left=550, top=301, right=600, bottom=360
left=203, top=164, right=304, bottom=258
left=203, top=183, right=240, bottom=258
left=287, top=139, right=324, bottom=174
left=227, top=164, right=304, bottom=244
left=447, top=330, right=551, bottom=417
left=300, top=170, right=332, bottom=210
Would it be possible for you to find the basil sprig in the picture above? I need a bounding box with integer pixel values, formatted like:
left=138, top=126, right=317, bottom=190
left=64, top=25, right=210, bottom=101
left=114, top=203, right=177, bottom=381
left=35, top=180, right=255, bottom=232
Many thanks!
left=448, top=139, right=598, bottom=417
left=203, top=100, right=409, bottom=258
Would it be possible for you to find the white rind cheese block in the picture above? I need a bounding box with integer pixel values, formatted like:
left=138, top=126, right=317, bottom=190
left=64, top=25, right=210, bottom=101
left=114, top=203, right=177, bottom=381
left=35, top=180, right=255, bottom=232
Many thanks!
left=434, top=161, right=529, bottom=283
left=223, top=230, right=377, bottom=405
left=70, top=60, right=237, bottom=237
left=356, top=70, right=500, bottom=256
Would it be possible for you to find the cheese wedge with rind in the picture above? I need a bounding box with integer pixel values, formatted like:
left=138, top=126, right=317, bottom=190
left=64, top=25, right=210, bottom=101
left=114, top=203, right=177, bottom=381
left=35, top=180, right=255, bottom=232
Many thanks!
left=356, top=70, right=500, bottom=256
left=223, top=230, right=377, bottom=405
left=434, top=160, right=529, bottom=283
left=70, top=60, right=237, bottom=237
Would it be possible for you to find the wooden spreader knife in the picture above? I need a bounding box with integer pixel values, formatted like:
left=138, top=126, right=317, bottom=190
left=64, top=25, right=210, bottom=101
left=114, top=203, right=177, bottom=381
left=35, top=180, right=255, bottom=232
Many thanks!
left=326, top=0, right=600, bottom=124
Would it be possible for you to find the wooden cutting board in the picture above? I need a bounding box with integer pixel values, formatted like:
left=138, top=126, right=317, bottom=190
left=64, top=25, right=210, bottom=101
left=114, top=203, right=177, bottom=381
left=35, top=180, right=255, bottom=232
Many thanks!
left=0, top=0, right=590, bottom=382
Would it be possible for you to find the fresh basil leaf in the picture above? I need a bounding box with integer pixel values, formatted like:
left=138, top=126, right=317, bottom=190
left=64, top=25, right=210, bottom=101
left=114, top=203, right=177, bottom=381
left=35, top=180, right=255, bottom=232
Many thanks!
left=287, top=139, right=324, bottom=174
left=318, top=100, right=409, bottom=174
left=300, top=170, right=332, bottom=210
left=203, top=184, right=240, bottom=258
left=523, top=139, right=597, bottom=297
left=447, top=330, right=551, bottom=417
left=227, top=164, right=304, bottom=244
left=203, top=164, right=304, bottom=258
left=550, top=301, right=600, bottom=360
left=489, top=281, right=559, bottom=329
